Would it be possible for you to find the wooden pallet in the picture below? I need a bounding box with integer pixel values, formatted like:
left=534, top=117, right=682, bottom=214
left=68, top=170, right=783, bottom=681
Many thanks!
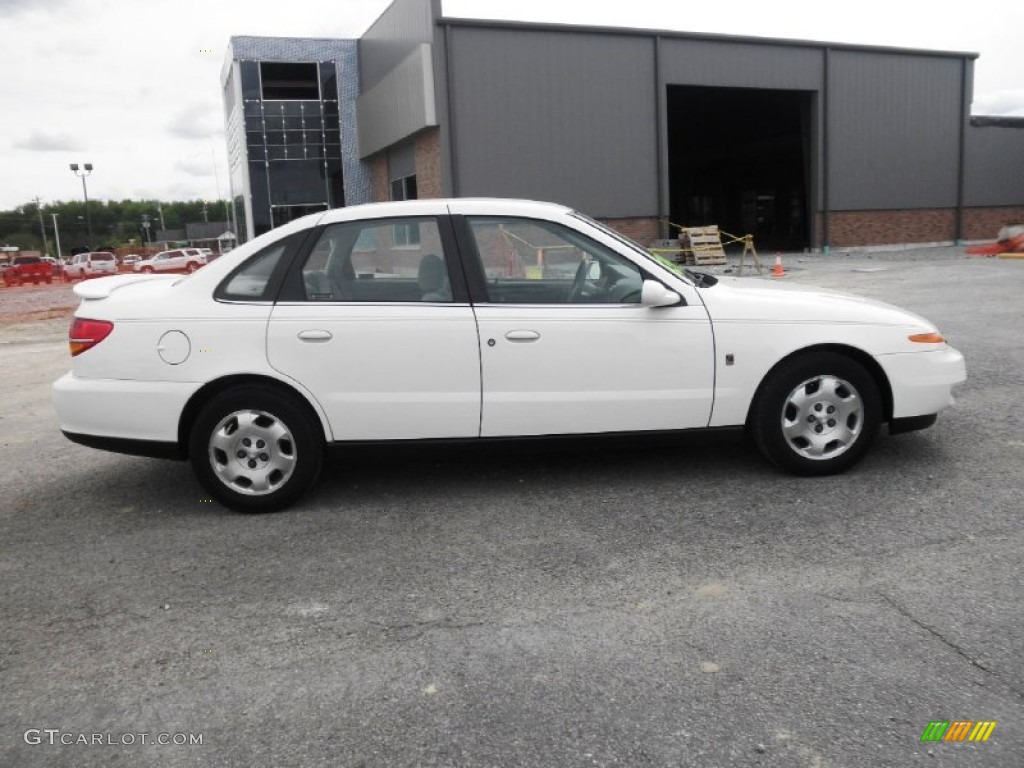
left=680, top=225, right=728, bottom=266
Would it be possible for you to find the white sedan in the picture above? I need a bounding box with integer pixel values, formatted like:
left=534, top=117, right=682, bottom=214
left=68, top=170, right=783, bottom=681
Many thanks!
left=53, top=199, right=966, bottom=512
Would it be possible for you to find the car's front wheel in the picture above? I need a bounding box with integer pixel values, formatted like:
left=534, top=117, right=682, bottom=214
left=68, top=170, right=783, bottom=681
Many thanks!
left=752, top=351, right=881, bottom=475
left=189, top=386, right=323, bottom=513
left=142, top=266, right=154, bottom=273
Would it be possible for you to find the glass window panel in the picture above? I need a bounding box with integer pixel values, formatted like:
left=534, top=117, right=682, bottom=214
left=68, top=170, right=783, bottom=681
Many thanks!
left=260, top=62, right=319, bottom=100
left=240, top=61, right=261, bottom=101
left=268, top=160, right=327, bottom=205
left=319, top=62, right=338, bottom=101
left=244, top=115, right=264, bottom=131
left=466, top=217, right=643, bottom=304
left=265, top=131, right=286, bottom=146
left=299, top=218, right=449, bottom=303
left=219, top=241, right=287, bottom=301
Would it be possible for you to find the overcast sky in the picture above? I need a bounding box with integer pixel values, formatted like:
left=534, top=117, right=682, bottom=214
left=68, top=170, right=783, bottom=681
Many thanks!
left=1, top=0, right=1021, bottom=211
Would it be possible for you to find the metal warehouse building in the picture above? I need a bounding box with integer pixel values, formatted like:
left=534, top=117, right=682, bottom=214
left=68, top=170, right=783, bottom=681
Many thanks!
left=224, top=0, right=1024, bottom=251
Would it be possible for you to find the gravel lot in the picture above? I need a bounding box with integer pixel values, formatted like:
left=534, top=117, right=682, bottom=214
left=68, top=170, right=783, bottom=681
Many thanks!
left=1, top=249, right=1022, bottom=767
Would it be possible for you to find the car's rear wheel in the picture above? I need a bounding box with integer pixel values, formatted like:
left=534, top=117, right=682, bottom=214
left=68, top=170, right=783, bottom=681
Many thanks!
left=186, top=262, right=198, bottom=273
left=189, top=386, right=323, bottom=513
left=142, top=266, right=154, bottom=273
left=752, top=351, right=881, bottom=475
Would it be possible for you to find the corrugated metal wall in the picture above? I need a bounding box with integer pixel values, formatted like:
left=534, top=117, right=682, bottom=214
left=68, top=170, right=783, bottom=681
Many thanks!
left=658, top=38, right=822, bottom=90
left=826, top=51, right=963, bottom=211
left=965, top=123, right=1024, bottom=206
left=446, top=27, right=658, bottom=218
left=360, top=0, right=437, bottom=91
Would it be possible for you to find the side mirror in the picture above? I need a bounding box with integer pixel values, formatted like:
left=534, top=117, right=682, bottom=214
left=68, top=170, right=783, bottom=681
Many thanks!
left=640, top=280, right=682, bottom=307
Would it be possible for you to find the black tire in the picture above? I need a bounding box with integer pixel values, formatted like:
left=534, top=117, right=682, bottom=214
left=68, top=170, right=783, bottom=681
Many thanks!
left=188, top=386, right=323, bottom=513
left=186, top=262, right=198, bottom=273
left=751, top=351, right=881, bottom=476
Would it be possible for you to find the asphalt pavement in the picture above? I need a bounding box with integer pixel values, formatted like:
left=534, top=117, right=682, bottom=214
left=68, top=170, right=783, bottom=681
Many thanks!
left=1, top=248, right=1022, bottom=767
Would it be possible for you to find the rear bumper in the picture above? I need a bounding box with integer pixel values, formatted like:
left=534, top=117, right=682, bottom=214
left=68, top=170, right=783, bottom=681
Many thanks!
left=877, top=347, right=967, bottom=419
left=53, top=372, right=199, bottom=447
left=63, top=431, right=183, bottom=460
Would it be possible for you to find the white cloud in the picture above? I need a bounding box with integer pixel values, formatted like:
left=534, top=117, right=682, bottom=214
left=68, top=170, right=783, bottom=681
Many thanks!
left=972, top=90, right=1024, bottom=117
left=13, top=131, right=86, bottom=152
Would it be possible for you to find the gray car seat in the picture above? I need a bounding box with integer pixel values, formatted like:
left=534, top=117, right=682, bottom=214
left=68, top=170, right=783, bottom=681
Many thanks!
left=418, top=254, right=452, bottom=301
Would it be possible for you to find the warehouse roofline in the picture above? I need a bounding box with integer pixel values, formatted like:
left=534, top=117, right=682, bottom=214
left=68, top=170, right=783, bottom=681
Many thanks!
left=435, top=16, right=979, bottom=61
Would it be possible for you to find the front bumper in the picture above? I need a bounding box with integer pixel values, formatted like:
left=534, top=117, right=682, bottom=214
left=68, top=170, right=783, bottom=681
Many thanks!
left=876, top=346, right=967, bottom=419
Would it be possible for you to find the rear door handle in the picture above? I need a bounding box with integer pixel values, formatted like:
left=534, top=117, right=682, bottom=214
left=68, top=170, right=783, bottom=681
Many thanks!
left=504, top=330, right=540, bottom=342
left=297, top=330, right=333, bottom=342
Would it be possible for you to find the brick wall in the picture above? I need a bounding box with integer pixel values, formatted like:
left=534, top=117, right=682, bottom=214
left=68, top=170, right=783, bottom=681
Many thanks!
left=964, top=206, right=1024, bottom=240
left=599, top=216, right=660, bottom=245
left=825, top=207, right=1024, bottom=247
left=369, top=154, right=389, bottom=203
left=415, top=128, right=443, bottom=199
left=826, top=209, right=957, bottom=247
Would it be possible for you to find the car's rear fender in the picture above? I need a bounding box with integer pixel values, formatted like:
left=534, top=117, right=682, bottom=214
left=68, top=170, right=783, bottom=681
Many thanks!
left=177, top=374, right=333, bottom=459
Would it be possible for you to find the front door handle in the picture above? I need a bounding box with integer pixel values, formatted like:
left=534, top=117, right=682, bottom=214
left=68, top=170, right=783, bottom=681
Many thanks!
left=504, top=330, right=540, bottom=342
left=297, top=330, right=333, bottom=342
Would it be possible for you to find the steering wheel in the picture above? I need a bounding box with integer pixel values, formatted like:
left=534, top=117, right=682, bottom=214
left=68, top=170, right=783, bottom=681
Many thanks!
left=569, top=259, right=589, bottom=302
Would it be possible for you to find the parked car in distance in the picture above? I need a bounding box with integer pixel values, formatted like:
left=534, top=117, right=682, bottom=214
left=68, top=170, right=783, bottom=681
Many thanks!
left=133, top=248, right=206, bottom=274
left=53, top=198, right=967, bottom=513
left=3, top=255, right=53, bottom=285
left=122, top=254, right=141, bottom=266
left=41, top=256, right=62, bottom=275
left=63, top=252, right=118, bottom=281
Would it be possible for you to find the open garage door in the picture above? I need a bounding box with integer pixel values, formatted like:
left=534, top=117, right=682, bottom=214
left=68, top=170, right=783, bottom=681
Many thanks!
left=667, top=86, right=813, bottom=252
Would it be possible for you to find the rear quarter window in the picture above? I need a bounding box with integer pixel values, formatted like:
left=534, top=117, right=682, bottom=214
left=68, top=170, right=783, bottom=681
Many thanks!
left=215, top=233, right=305, bottom=302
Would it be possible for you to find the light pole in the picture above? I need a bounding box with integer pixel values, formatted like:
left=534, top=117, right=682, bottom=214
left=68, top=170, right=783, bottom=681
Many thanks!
left=51, top=213, right=62, bottom=262
left=69, top=163, right=94, bottom=243
left=34, top=196, right=50, bottom=256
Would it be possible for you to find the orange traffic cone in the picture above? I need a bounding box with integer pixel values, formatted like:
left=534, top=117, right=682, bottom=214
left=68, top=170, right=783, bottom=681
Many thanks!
left=772, top=254, right=785, bottom=278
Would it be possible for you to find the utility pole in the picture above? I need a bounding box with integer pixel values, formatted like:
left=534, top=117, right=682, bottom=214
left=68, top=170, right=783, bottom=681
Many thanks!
left=51, top=213, right=62, bottom=261
left=141, top=214, right=152, bottom=244
left=34, top=197, right=50, bottom=256
left=157, top=203, right=166, bottom=231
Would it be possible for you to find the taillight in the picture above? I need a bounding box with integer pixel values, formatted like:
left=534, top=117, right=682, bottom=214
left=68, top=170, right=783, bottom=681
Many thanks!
left=69, top=318, right=114, bottom=356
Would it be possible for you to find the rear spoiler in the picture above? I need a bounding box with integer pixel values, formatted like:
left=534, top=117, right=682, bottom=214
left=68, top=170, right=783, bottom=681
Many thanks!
left=73, top=273, right=180, bottom=300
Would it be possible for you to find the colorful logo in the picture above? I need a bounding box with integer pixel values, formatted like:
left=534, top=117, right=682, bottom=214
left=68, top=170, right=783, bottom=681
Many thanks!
left=921, top=721, right=997, bottom=742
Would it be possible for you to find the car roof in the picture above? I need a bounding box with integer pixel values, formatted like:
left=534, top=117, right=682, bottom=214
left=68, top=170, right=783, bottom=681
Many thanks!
left=316, top=198, right=573, bottom=226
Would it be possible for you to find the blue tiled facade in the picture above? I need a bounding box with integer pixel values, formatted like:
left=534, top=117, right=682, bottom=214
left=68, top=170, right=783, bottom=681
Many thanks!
left=223, top=36, right=371, bottom=242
